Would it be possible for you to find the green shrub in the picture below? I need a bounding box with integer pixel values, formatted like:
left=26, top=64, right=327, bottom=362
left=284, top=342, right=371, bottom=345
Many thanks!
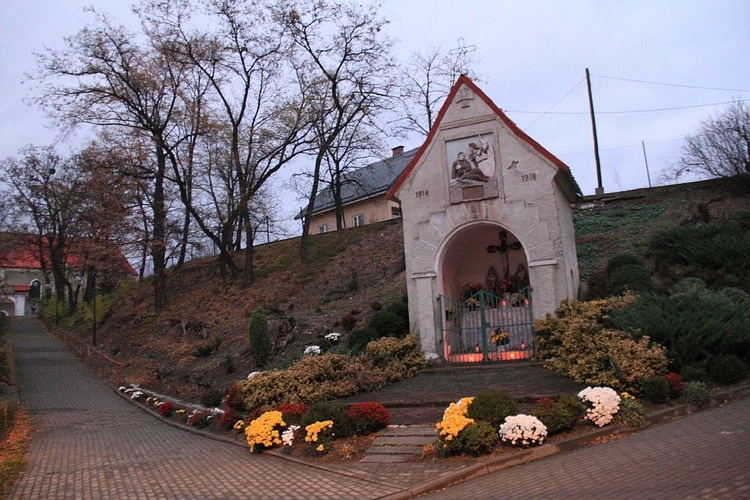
left=347, top=327, right=378, bottom=353
left=466, top=390, right=518, bottom=428
left=606, top=263, right=654, bottom=295
left=681, top=365, right=709, bottom=382
left=248, top=308, right=272, bottom=368
left=222, top=351, right=235, bottom=374
left=679, top=381, right=712, bottom=407
left=606, top=253, right=643, bottom=274
left=707, top=354, right=748, bottom=384
left=615, top=398, right=648, bottom=427
left=201, top=389, right=224, bottom=408
left=368, top=310, right=404, bottom=338
left=531, top=397, right=576, bottom=434
left=534, top=294, right=668, bottom=392
left=302, top=401, right=356, bottom=438
left=347, top=402, right=391, bottom=435
left=557, top=393, right=587, bottom=422
left=363, top=336, right=426, bottom=382
left=457, top=421, right=499, bottom=456
left=640, top=375, right=670, bottom=404
left=646, top=216, right=750, bottom=293
left=611, top=284, right=750, bottom=373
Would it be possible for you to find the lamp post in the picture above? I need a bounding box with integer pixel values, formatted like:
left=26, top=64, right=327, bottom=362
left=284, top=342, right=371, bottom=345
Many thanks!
left=91, top=271, right=97, bottom=346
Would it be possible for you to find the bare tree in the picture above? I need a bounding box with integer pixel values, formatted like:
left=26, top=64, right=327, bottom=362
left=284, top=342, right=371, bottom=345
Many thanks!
left=1, top=147, right=72, bottom=309
left=279, top=0, right=397, bottom=262
left=392, top=43, right=483, bottom=140
left=1, top=145, right=136, bottom=313
left=671, top=100, right=750, bottom=180
left=141, top=0, right=313, bottom=285
left=31, top=11, right=187, bottom=310
left=393, top=45, right=454, bottom=138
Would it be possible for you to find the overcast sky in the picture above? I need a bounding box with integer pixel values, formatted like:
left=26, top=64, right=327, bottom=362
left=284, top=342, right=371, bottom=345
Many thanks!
left=2, top=0, right=749, bottom=208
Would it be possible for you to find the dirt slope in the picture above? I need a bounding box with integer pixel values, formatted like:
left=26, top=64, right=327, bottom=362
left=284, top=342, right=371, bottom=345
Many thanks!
left=71, top=177, right=749, bottom=402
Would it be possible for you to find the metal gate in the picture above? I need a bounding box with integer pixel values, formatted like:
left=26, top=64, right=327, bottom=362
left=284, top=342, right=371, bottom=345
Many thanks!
left=438, top=288, right=534, bottom=363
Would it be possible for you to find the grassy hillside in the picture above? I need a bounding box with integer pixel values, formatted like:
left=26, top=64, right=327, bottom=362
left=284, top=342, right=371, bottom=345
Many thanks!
left=67, top=177, right=750, bottom=401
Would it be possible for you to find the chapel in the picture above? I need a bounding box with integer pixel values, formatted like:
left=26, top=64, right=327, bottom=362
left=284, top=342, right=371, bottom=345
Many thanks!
left=387, top=76, right=582, bottom=362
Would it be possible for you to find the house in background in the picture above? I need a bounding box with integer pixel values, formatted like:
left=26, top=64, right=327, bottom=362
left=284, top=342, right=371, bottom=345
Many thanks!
left=0, top=234, right=136, bottom=317
left=297, top=146, right=418, bottom=234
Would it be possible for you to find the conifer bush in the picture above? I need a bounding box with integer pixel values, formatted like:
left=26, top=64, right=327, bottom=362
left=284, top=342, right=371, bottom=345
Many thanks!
left=248, top=307, right=272, bottom=368
left=466, top=390, right=518, bottom=429
left=610, top=281, right=750, bottom=372
left=707, top=354, right=748, bottom=384
left=531, top=397, right=576, bottom=434
left=640, top=375, right=670, bottom=404
left=679, top=381, right=712, bottom=407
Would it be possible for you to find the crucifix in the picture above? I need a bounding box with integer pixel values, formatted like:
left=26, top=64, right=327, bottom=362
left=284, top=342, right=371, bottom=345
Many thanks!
left=486, top=230, right=522, bottom=278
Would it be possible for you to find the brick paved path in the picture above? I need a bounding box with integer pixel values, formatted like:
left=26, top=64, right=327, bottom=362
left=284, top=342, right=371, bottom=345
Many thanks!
left=424, top=395, right=750, bottom=499
left=8, top=318, right=437, bottom=499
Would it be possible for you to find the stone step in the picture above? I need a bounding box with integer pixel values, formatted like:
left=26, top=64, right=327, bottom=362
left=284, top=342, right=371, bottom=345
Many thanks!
left=373, top=435, right=436, bottom=446
left=366, top=445, right=426, bottom=455
left=360, top=454, right=417, bottom=463
left=377, top=425, right=436, bottom=437
left=361, top=425, right=437, bottom=463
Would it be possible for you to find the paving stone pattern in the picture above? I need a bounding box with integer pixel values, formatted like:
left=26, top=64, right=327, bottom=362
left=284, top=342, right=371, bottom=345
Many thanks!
left=8, top=319, right=408, bottom=499
left=7, top=317, right=750, bottom=499
left=424, top=396, right=750, bottom=499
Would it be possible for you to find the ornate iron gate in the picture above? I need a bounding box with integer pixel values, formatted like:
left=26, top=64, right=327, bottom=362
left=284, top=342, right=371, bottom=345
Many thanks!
left=438, top=288, right=534, bottom=363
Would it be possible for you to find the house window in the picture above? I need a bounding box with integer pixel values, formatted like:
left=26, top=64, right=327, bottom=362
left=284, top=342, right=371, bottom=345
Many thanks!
left=318, top=223, right=329, bottom=234
left=391, top=207, right=402, bottom=219
left=352, top=214, right=365, bottom=227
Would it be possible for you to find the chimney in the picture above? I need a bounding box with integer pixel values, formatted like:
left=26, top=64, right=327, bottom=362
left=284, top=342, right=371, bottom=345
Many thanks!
left=391, top=145, right=404, bottom=157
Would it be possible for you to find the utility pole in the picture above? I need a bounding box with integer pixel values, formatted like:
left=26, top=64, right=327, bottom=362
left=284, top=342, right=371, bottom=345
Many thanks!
left=641, top=141, right=653, bottom=189
left=586, top=68, right=604, bottom=197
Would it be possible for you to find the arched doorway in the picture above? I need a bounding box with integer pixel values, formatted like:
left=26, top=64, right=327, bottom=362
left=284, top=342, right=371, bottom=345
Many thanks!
left=438, top=223, right=534, bottom=363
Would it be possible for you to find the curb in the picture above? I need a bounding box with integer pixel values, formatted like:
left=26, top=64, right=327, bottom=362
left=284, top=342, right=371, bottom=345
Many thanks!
left=380, top=383, right=750, bottom=499
left=117, top=377, right=750, bottom=499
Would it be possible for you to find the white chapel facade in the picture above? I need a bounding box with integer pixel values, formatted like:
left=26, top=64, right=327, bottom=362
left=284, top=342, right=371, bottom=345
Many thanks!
left=387, top=76, right=582, bottom=362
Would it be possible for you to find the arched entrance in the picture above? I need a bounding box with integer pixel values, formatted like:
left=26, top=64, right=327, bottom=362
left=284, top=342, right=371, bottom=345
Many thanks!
left=438, top=223, right=534, bottom=363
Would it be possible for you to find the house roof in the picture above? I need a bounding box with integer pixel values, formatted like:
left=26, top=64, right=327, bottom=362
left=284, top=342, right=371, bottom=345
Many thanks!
left=387, top=75, right=582, bottom=201
left=297, top=147, right=419, bottom=219
left=0, top=233, right=136, bottom=276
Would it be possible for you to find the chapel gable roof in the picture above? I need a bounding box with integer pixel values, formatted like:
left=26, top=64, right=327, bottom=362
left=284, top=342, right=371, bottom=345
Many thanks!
left=386, top=75, right=582, bottom=201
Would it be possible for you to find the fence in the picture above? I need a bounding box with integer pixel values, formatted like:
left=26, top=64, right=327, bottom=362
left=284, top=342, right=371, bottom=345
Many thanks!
left=439, top=288, right=534, bottom=363
left=52, top=326, right=124, bottom=384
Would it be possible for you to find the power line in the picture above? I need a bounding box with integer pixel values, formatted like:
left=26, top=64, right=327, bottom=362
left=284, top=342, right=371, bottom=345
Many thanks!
left=594, top=74, right=750, bottom=93
left=523, top=78, right=585, bottom=130
left=506, top=97, right=750, bottom=115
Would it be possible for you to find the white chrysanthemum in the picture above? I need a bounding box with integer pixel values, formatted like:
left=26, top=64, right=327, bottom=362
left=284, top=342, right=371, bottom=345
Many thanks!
left=499, top=414, right=547, bottom=446
left=578, top=386, right=621, bottom=427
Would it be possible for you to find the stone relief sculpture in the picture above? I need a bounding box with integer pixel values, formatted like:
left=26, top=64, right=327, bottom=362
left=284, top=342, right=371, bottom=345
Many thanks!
left=448, top=133, right=496, bottom=187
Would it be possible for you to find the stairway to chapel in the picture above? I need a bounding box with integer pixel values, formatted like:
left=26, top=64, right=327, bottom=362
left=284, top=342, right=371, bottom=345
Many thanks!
left=360, top=425, right=437, bottom=463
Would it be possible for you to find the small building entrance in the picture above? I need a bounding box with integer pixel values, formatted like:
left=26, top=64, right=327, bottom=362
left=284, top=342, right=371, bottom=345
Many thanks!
left=438, top=223, right=533, bottom=362
left=439, top=289, right=533, bottom=363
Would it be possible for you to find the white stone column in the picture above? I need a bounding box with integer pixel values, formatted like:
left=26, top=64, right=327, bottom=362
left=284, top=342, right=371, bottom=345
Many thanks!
left=411, top=271, right=439, bottom=360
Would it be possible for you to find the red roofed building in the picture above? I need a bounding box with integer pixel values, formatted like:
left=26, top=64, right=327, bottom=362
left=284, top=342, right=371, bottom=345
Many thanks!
left=0, top=234, right=135, bottom=317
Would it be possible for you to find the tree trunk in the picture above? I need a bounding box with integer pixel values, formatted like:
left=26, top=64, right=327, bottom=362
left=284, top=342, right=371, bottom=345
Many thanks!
left=152, top=147, right=169, bottom=311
